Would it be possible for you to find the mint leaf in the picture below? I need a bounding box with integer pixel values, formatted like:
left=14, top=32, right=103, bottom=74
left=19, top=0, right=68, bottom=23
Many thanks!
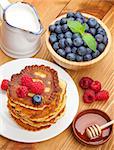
left=67, top=20, right=85, bottom=35
left=82, top=33, right=97, bottom=52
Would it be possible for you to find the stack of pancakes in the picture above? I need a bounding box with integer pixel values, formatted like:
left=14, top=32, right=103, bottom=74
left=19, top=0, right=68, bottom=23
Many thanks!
left=7, top=65, right=67, bottom=131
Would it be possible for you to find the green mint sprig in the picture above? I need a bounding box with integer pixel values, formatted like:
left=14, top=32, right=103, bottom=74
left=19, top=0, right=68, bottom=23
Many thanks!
left=67, top=20, right=96, bottom=52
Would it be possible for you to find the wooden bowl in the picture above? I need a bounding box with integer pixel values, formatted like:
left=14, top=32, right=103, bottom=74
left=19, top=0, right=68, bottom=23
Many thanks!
left=46, top=13, right=111, bottom=70
left=72, top=109, right=113, bottom=146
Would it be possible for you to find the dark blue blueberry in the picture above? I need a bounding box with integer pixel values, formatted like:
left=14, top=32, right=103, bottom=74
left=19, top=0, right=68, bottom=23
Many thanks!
left=85, top=23, right=89, bottom=32
left=67, top=12, right=74, bottom=18
left=77, top=46, right=87, bottom=56
left=84, top=54, right=92, bottom=61
left=57, top=33, right=64, bottom=40
left=49, top=34, right=57, bottom=44
left=83, top=41, right=87, bottom=47
left=49, top=25, right=56, bottom=32
left=55, top=25, right=62, bottom=34
left=83, top=17, right=88, bottom=23
left=65, top=38, right=73, bottom=47
left=65, top=31, right=72, bottom=38
left=75, top=54, right=83, bottom=62
left=61, top=24, right=69, bottom=33
left=59, top=39, right=66, bottom=48
left=66, top=53, right=76, bottom=61
left=65, top=47, right=72, bottom=53
left=97, top=27, right=106, bottom=36
left=57, top=49, right=66, bottom=57
left=71, top=47, right=77, bottom=53
left=103, top=35, right=108, bottom=45
left=97, top=43, right=105, bottom=52
left=74, top=12, right=83, bottom=19
left=53, top=42, right=59, bottom=51
left=87, top=18, right=97, bottom=27
left=86, top=48, right=92, bottom=54
left=32, top=95, right=42, bottom=105
left=95, top=34, right=104, bottom=43
left=76, top=18, right=84, bottom=24
left=60, top=18, right=67, bottom=25
left=55, top=20, right=60, bottom=25
left=89, top=28, right=96, bottom=36
left=73, top=37, right=83, bottom=47
left=92, top=50, right=100, bottom=58
left=72, top=33, right=80, bottom=39
left=95, top=23, right=100, bottom=29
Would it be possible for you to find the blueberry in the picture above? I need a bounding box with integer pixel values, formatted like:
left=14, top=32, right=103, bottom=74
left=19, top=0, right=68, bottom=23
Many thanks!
left=55, top=20, right=60, bottom=25
left=85, top=23, right=89, bottom=32
left=55, top=25, right=62, bottom=34
left=97, top=43, right=105, bottom=52
left=83, top=41, right=87, bottom=47
left=61, top=24, right=69, bottom=33
left=53, top=42, right=59, bottom=51
left=65, top=38, right=73, bottom=47
left=49, top=34, right=57, bottom=44
left=73, top=37, right=83, bottom=47
left=67, top=12, right=74, bottom=18
left=76, top=18, right=84, bottom=24
left=65, top=47, right=72, bottom=53
left=89, top=28, right=96, bottom=35
left=72, top=33, right=80, bottom=39
left=67, top=17, right=75, bottom=21
left=66, top=53, right=76, bottom=61
left=97, top=27, right=106, bottom=36
left=71, top=47, right=77, bottom=53
left=60, top=18, right=67, bottom=25
left=77, top=46, right=87, bottom=56
left=95, top=34, right=104, bottom=43
left=103, top=35, right=108, bottom=45
left=92, top=50, right=100, bottom=58
left=95, top=23, right=100, bottom=29
left=74, top=12, right=83, bottom=19
left=83, top=17, right=88, bottom=23
left=75, top=54, right=83, bottom=62
left=65, top=31, right=72, bottom=38
left=87, top=18, right=97, bottom=27
left=84, top=54, right=92, bottom=61
left=86, top=48, right=92, bottom=54
left=32, top=95, right=42, bottom=105
left=57, top=49, right=66, bottom=57
left=59, top=39, right=66, bottom=48
left=49, top=25, right=56, bottom=32
left=57, top=33, right=64, bottom=40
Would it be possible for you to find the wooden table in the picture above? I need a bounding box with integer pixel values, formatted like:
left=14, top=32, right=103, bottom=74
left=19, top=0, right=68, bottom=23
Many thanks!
left=0, top=0, right=114, bottom=149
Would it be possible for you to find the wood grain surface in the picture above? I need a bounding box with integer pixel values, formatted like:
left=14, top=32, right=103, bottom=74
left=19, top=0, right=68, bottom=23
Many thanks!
left=0, top=0, right=114, bottom=150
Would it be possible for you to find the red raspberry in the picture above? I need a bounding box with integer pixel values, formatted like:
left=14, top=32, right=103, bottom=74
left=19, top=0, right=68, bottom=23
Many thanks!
left=96, top=90, right=109, bottom=101
left=16, top=86, right=29, bottom=98
left=90, top=81, right=101, bottom=92
left=83, top=89, right=96, bottom=103
left=21, top=75, right=32, bottom=88
left=79, top=77, right=93, bottom=89
left=1, top=79, right=9, bottom=90
left=30, top=82, right=45, bottom=95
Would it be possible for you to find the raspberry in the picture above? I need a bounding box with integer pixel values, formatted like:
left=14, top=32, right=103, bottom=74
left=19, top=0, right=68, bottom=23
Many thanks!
left=30, top=82, right=45, bottom=95
left=83, top=89, right=96, bottom=103
left=21, top=75, right=32, bottom=88
left=1, top=79, right=9, bottom=90
left=16, top=86, right=29, bottom=98
left=90, top=81, right=101, bottom=92
left=96, top=90, right=109, bottom=101
left=79, top=77, right=93, bottom=89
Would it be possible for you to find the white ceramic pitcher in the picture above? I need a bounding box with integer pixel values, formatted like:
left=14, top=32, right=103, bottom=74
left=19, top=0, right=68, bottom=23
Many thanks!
left=0, top=0, right=43, bottom=58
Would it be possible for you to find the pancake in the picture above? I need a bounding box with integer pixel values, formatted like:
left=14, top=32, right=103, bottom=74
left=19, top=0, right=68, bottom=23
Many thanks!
left=7, top=65, right=67, bottom=131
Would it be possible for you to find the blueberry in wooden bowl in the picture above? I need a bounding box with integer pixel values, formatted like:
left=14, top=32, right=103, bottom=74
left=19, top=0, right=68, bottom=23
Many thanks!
left=46, top=12, right=111, bottom=70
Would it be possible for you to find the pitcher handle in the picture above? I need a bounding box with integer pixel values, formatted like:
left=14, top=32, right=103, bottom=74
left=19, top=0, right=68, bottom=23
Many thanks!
left=0, top=0, right=11, bottom=20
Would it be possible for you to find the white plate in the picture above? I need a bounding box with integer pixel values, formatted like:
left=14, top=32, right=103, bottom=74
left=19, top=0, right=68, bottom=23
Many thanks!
left=0, top=58, right=79, bottom=143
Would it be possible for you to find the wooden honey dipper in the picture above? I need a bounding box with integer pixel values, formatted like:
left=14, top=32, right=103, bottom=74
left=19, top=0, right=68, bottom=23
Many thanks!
left=86, top=120, right=114, bottom=139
